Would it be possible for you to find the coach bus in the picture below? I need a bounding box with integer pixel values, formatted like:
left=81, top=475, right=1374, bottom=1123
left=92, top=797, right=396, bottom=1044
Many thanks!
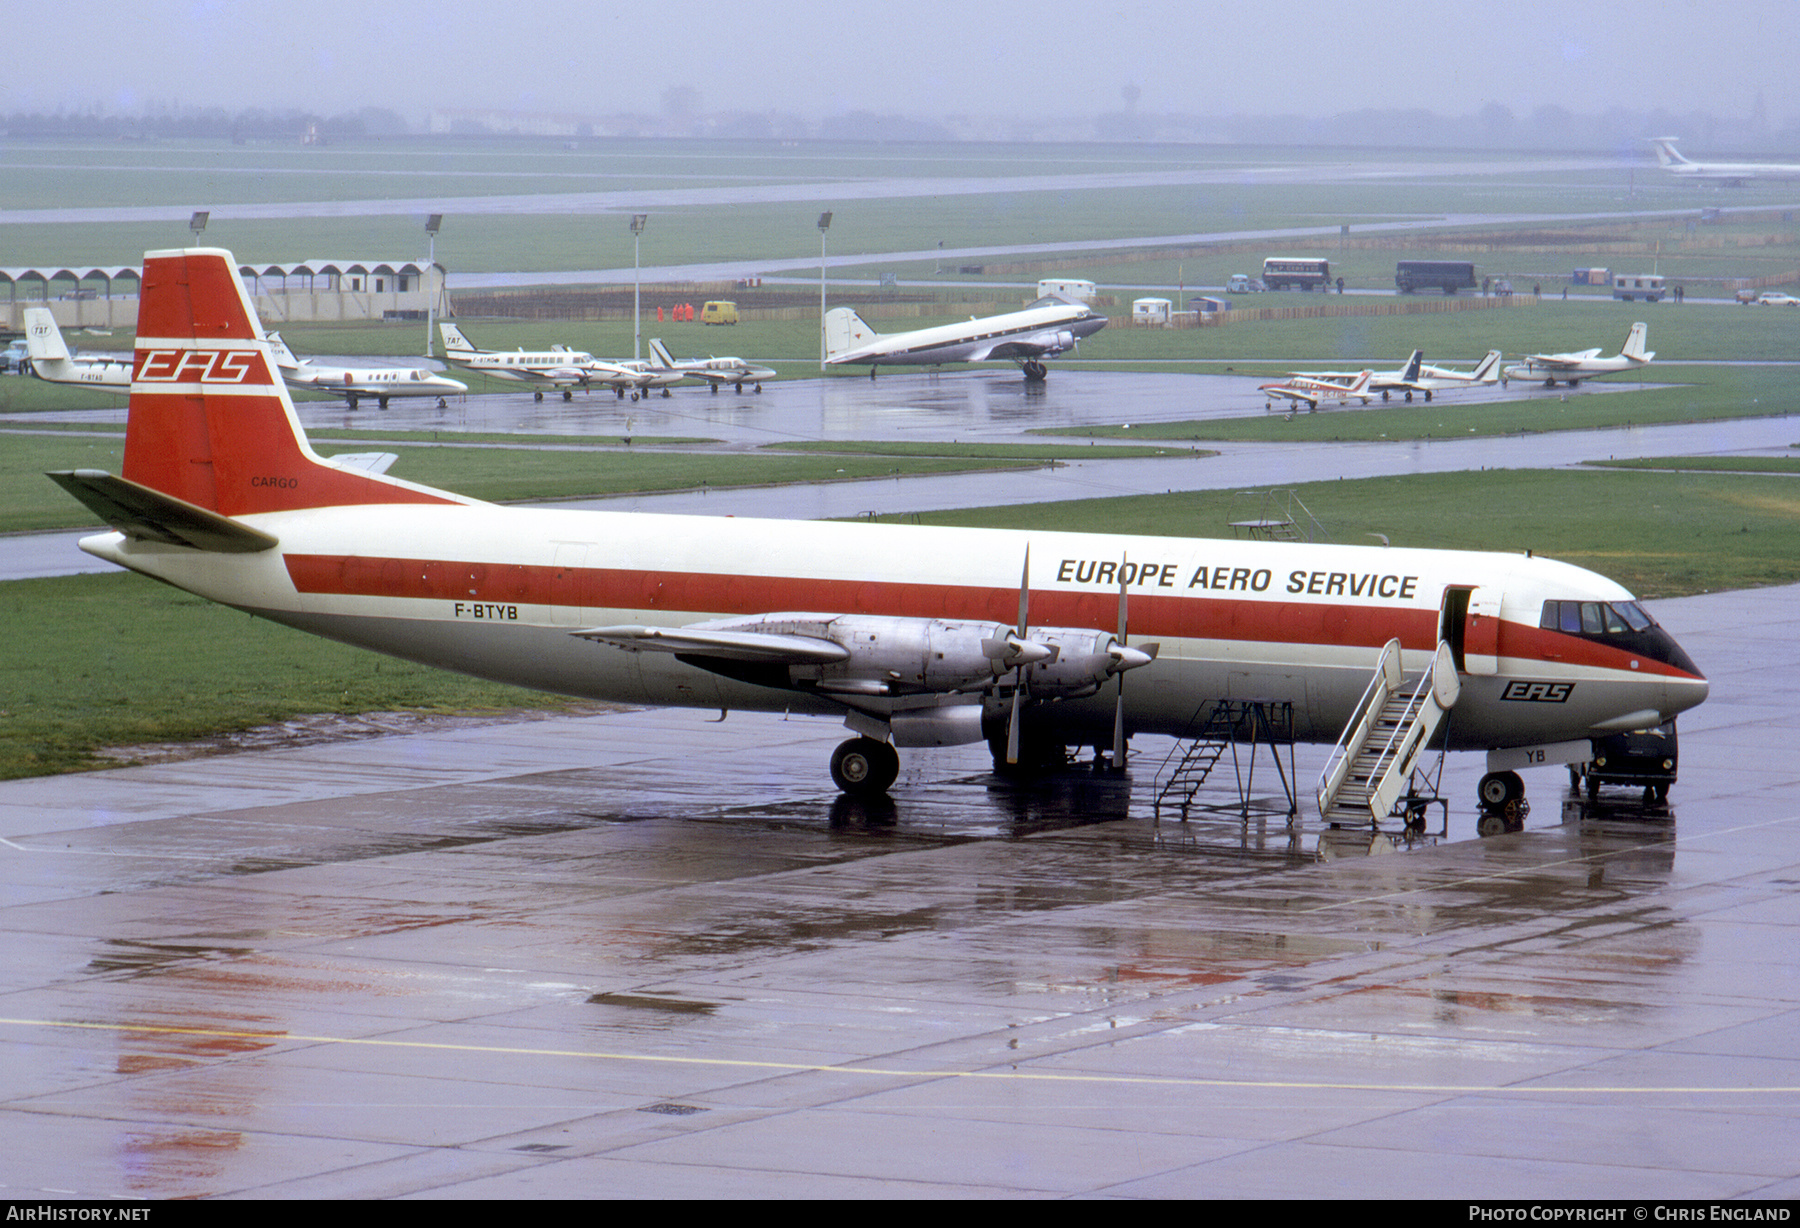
left=1261, top=257, right=1331, bottom=291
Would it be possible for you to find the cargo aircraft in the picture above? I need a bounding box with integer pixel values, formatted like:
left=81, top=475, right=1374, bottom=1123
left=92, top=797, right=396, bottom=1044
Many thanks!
left=648, top=338, right=777, bottom=393
left=265, top=333, right=467, bottom=411
left=22, top=308, right=132, bottom=391
left=1259, top=368, right=1374, bottom=411
left=438, top=323, right=676, bottom=401
left=50, top=249, right=1707, bottom=809
left=1649, top=138, right=1800, bottom=186
left=823, top=293, right=1106, bottom=381
left=1503, top=323, right=1653, bottom=388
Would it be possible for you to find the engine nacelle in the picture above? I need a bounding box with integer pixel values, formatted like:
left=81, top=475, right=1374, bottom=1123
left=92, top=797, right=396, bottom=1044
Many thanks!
left=701, top=613, right=1021, bottom=694
left=1016, top=627, right=1120, bottom=699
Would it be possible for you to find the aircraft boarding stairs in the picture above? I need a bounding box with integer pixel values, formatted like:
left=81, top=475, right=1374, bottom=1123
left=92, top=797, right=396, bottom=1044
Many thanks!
left=1152, top=699, right=1297, bottom=821
left=1316, top=638, right=1461, bottom=828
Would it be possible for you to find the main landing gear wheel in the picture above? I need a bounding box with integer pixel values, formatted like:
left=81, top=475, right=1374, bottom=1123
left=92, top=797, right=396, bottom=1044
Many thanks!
left=562, top=390, right=573, bottom=401
left=830, top=737, right=900, bottom=796
left=534, top=391, right=544, bottom=401
left=1478, top=770, right=1525, bottom=808
left=661, top=387, right=672, bottom=398
left=1021, top=361, right=1048, bottom=382
left=379, top=395, right=390, bottom=410
left=436, top=396, right=447, bottom=408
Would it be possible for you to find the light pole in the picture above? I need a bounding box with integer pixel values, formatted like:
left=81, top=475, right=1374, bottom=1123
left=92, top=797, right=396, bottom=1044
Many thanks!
left=818, top=211, right=832, bottom=371
left=188, top=211, right=209, bottom=244
left=631, top=213, right=648, bottom=363
left=424, top=214, right=442, bottom=358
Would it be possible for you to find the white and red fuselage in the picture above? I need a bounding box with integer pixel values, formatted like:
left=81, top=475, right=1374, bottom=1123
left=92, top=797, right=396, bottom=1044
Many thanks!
left=63, top=250, right=1708, bottom=788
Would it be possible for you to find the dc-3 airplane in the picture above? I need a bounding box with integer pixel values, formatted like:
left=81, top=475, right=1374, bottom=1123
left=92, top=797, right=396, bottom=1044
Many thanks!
left=648, top=338, right=776, bottom=394
left=265, top=333, right=467, bottom=411
left=823, top=293, right=1107, bottom=381
left=22, top=308, right=133, bottom=391
left=50, top=249, right=1708, bottom=812
left=438, top=323, right=681, bottom=401
left=1649, top=138, right=1800, bottom=186
left=1259, top=369, right=1374, bottom=411
left=1503, top=323, right=1654, bottom=388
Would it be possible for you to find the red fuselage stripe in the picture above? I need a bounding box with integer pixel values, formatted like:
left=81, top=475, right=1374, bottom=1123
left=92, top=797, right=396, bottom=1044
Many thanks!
left=280, top=553, right=1695, bottom=678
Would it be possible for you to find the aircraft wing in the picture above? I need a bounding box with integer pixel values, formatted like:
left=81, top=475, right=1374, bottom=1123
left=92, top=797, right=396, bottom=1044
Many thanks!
left=1527, top=349, right=1602, bottom=368
left=575, top=624, right=851, bottom=664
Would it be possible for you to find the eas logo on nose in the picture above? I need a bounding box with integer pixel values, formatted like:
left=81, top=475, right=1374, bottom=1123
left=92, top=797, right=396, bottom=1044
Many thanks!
left=1501, top=681, right=1573, bottom=703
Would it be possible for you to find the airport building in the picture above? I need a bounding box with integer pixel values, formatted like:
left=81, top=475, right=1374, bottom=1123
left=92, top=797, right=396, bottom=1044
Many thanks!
left=0, top=259, right=450, bottom=331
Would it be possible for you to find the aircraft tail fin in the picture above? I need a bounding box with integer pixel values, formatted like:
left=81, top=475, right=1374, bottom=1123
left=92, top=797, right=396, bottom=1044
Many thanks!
left=1621, top=322, right=1654, bottom=363
left=1400, top=349, right=1422, bottom=382
left=1648, top=137, right=1689, bottom=167
left=103, top=248, right=467, bottom=521
left=22, top=307, right=71, bottom=364
left=263, top=330, right=301, bottom=371
left=1472, top=350, right=1502, bottom=382
left=647, top=337, right=675, bottom=369
left=438, top=322, right=475, bottom=353
left=823, top=306, right=880, bottom=362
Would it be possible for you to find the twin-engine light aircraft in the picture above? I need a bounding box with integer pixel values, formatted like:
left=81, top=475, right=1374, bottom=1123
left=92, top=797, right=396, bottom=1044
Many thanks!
left=51, top=249, right=1708, bottom=809
left=648, top=338, right=776, bottom=393
left=22, top=308, right=132, bottom=391
left=438, top=323, right=679, bottom=401
left=265, top=333, right=467, bottom=411
left=1259, top=369, right=1374, bottom=411
left=823, top=293, right=1106, bottom=381
left=1503, top=323, right=1654, bottom=387
left=1413, top=350, right=1503, bottom=397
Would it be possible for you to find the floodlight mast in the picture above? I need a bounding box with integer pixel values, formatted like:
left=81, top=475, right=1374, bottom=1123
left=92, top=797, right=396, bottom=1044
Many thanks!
left=631, top=214, right=648, bottom=363
left=424, top=214, right=443, bottom=359
left=818, top=211, right=833, bottom=371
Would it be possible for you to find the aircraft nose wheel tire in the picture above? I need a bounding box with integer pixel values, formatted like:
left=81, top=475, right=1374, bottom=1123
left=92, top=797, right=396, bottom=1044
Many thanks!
left=1478, top=770, right=1525, bottom=808
left=830, top=737, right=900, bottom=796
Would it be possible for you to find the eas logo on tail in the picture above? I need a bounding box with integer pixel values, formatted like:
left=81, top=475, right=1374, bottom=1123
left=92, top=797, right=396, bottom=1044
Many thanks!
left=136, top=349, right=263, bottom=384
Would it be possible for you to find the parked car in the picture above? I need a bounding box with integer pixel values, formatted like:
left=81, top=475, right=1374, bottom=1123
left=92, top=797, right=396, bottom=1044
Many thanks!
left=1, top=340, right=29, bottom=374
left=1756, top=292, right=1799, bottom=306
left=700, top=301, right=739, bottom=325
left=1225, top=274, right=1266, bottom=293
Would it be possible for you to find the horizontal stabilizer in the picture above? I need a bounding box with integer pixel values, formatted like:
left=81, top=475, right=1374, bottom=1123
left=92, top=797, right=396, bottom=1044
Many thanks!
left=327, top=452, right=400, bottom=475
left=574, top=624, right=851, bottom=664
left=45, top=469, right=279, bottom=553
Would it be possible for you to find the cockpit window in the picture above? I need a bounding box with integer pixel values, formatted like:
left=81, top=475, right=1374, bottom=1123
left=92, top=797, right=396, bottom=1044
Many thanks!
left=1541, top=600, right=1659, bottom=635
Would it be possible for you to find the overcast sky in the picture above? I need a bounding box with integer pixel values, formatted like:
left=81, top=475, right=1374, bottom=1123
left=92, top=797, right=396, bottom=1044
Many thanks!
left=6, top=0, right=1796, bottom=129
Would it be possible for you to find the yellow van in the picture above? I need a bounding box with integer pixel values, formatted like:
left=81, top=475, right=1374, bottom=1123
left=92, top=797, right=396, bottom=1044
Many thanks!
left=700, top=301, right=739, bottom=325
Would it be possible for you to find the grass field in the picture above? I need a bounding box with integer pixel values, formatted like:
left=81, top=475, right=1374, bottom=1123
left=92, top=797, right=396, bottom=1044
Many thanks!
left=0, top=573, right=580, bottom=779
